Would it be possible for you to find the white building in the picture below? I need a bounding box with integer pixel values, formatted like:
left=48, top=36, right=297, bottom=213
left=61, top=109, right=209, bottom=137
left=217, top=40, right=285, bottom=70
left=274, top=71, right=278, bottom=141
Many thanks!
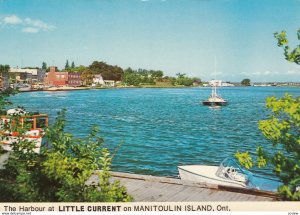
left=92, top=74, right=116, bottom=87
left=221, top=82, right=235, bottom=87
left=9, top=67, right=45, bottom=83
left=92, top=74, right=105, bottom=86
left=209, top=80, right=222, bottom=87
left=10, top=68, right=39, bottom=76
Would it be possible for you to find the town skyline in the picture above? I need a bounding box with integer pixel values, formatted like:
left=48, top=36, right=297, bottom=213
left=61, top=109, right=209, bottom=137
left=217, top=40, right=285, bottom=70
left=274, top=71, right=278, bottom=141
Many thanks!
left=1, top=0, right=300, bottom=82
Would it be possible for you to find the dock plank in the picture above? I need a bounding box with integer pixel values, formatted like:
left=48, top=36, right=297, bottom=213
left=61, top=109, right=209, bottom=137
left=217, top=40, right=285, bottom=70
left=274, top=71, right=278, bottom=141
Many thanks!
left=88, top=171, right=278, bottom=202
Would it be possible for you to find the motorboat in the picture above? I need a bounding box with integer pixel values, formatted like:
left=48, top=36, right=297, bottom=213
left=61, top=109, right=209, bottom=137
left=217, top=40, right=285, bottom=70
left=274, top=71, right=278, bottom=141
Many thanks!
left=0, top=108, right=48, bottom=154
left=202, top=85, right=228, bottom=106
left=15, top=83, right=32, bottom=92
left=178, top=157, right=282, bottom=192
left=0, top=108, right=48, bottom=168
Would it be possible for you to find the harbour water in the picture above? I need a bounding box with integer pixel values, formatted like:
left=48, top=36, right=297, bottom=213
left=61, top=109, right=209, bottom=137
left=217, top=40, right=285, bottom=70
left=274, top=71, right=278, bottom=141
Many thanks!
left=10, top=87, right=300, bottom=176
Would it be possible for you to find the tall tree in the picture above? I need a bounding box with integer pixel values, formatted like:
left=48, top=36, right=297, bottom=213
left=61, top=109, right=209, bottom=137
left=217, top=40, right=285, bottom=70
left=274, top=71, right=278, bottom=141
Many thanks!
left=42, top=62, right=47, bottom=70
left=65, top=60, right=70, bottom=70
left=71, top=61, right=75, bottom=69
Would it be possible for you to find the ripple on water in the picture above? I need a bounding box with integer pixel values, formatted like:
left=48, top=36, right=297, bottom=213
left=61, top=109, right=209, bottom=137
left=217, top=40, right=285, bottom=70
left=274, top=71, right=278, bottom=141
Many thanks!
left=9, top=87, right=300, bottom=176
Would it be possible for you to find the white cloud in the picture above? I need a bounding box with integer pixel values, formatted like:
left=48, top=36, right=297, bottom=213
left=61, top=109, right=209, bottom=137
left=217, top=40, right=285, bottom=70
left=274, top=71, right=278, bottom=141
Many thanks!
left=24, top=17, right=55, bottom=31
left=3, top=15, right=22, bottom=25
left=0, top=14, right=55, bottom=33
left=287, top=70, right=300, bottom=75
left=240, top=70, right=282, bottom=77
left=22, top=27, right=39, bottom=33
left=252, top=70, right=271, bottom=75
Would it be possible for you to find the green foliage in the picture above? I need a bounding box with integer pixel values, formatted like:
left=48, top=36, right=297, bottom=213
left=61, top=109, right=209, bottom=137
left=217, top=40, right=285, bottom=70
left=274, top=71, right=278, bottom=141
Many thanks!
left=80, top=69, right=95, bottom=86
left=173, top=73, right=194, bottom=86
left=122, top=68, right=142, bottom=86
left=42, top=62, right=47, bottom=70
left=122, top=68, right=164, bottom=86
left=71, top=61, right=75, bottom=69
left=241, top=78, right=251, bottom=86
left=234, top=151, right=253, bottom=169
left=65, top=60, right=70, bottom=70
left=0, top=110, right=132, bottom=202
left=0, top=88, right=16, bottom=114
left=274, top=28, right=300, bottom=64
left=0, top=65, right=10, bottom=74
left=89, top=61, right=123, bottom=81
left=235, top=94, right=300, bottom=200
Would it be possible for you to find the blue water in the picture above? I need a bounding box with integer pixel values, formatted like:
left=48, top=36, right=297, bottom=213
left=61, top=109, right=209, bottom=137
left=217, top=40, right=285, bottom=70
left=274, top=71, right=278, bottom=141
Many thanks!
left=9, top=87, right=300, bottom=176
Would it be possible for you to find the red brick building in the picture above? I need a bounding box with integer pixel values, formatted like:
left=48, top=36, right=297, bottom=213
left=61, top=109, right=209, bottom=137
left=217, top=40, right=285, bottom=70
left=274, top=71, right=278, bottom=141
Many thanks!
left=44, top=66, right=82, bottom=87
left=68, top=72, right=81, bottom=86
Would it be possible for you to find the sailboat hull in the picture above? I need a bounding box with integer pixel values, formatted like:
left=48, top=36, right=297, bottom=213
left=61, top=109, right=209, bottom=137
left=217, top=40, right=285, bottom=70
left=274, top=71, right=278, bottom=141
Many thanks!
left=202, top=101, right=228, bottom=106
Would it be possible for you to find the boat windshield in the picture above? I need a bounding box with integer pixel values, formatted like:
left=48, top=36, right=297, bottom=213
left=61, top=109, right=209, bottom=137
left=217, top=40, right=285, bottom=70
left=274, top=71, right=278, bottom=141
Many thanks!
left=216, top=157, right=248, bottom=183
left=216, top=157, right=282, bottom=192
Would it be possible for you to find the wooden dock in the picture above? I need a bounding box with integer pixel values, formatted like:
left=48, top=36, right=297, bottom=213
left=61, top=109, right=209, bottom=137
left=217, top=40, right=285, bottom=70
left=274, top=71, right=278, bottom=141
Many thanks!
left=87, top=171, right=279, bottom=201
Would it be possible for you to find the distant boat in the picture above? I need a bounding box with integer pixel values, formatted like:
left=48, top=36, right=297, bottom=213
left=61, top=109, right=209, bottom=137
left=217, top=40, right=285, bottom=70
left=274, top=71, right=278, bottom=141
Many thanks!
left=178, top=157, right=282, bottom=192
left=203, top=57, right=228, bottom=106
left=202, top=84, right=228, bottom=106
left=15, top=83, right=32, bottom=92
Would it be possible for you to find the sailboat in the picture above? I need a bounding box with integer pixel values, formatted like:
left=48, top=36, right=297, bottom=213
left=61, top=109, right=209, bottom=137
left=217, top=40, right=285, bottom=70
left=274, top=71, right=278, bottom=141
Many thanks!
left=202, top=83, right=228, bottom=106
left=202, top=57, right=228, bottom=106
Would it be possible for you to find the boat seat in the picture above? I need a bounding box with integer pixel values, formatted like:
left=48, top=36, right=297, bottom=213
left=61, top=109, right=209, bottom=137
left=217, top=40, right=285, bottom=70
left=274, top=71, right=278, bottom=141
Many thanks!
left=224, top=167, right=247, bottom=183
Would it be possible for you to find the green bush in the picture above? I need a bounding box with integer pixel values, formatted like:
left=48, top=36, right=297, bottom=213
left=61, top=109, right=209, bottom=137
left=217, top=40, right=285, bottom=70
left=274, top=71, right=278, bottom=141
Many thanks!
left=0, top=110, right=132, bottom=202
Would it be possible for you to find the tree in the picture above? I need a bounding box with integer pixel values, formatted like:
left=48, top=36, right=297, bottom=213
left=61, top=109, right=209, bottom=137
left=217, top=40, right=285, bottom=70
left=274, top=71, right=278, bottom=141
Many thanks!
left=176, top=76, right=194, bottom=86
left=42, top=62, right=47, bottom=70
left=274, top=28, right=300, bottom=64
left=89, top=61, right=123, bottom=81
left=80, top=69, right=95, bottom=85
left=71, top=61, right=75, bottom=69
left=235, top=95, right=300, bottom=200
left=0, top=87, right=16, bottom=115
left=0, top=65, right=10, bottom=74
left=241, top=78, right=251, bottom=86
left=150, top=70, right=163, bottom=79
left=122, top=68, right=141, bottom=86
left=65, top=60, right=70, bottom=70
left=176, top=73, right=186, bottom=79
left=235, top=27, right=300, bottom=200
left=0, top=110, right=133, bottom=202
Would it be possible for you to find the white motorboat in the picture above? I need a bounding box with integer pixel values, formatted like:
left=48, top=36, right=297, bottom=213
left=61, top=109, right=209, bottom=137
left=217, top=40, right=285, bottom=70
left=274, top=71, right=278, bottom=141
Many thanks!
left=0, top=108, right=48, bottom=153
left=178, top=157, right=282, bottom=192
left=0, top=108, right=48, bottom=168
left=15, top=83, right=32, bottom=92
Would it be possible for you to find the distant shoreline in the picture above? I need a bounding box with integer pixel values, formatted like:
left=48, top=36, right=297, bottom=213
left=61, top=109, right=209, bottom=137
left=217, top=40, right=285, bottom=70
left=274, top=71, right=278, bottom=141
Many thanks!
left=18, top=85, right=300, bottom=93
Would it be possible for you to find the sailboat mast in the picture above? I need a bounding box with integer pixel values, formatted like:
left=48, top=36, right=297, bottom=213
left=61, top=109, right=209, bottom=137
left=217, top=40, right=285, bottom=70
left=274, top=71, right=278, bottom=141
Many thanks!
left=212, top=56, right=217, bottom=97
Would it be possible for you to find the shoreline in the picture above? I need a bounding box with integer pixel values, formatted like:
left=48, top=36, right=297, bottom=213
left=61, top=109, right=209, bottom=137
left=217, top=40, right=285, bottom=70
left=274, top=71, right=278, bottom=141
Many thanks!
left=18, top=85, right=300, bottom=93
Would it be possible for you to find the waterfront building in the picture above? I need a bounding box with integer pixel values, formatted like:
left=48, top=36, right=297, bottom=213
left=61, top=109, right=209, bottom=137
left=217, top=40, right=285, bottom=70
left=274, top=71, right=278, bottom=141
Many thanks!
left=209, top=80, right=222, bottom=87
left=9, top=67, right=46, bottom=84
left=44, top=66, right=82, bottom=87
left=92, top=74, right=115, bottom=87
left=104, top=80, right=115, bottom=87
left=92, top=74, right=105, bottom=86
left=0, top=72, right=9, bottom=90
left=68, top=72, right=82, bottom=87
left=221, top=82, right=235, bottom=87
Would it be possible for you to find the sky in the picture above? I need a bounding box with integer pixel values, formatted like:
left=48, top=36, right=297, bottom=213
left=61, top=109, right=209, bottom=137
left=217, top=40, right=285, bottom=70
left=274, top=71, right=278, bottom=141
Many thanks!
left=0, top=0, right=300, bottom=82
